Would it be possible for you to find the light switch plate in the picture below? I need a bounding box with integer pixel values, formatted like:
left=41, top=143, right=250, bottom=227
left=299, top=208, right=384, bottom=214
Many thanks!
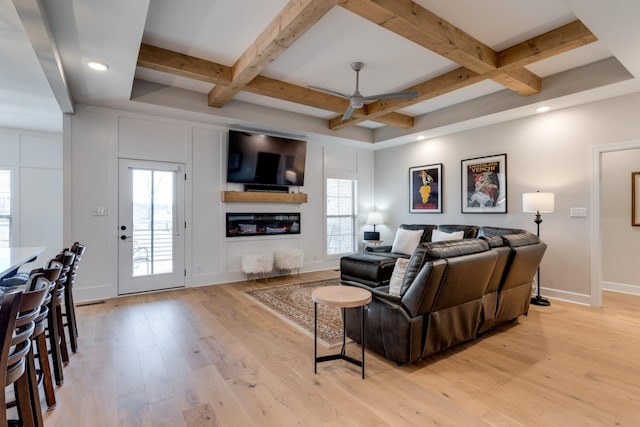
left=93, top=207, right=108, bottom=216
left=570, top=207, right=587, bottom=218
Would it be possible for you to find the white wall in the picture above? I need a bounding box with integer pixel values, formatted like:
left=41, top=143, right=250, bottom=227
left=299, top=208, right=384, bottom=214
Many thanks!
left=65, top=105, right=374, bottom=302
left=601, top=148, right=640, bottom=294
left=0, top=127, right=62, bottom=266
left=375, top=91, right=640, bottom=304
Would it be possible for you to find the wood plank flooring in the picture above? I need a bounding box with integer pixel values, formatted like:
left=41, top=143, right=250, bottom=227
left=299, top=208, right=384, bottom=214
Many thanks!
left=41, top=271, right=640, bottom=426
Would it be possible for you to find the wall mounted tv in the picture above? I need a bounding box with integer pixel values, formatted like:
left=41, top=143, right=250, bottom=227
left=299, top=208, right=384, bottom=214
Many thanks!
left=226, top=130, right=307, bottom=187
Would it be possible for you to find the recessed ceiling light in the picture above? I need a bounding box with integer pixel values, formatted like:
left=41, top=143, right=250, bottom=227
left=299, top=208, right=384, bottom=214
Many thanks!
left=87, top=61, right=109, bottom=71
left=536, top=106, right=551, bottom=113
left=416, top=135, right=426, bottom=141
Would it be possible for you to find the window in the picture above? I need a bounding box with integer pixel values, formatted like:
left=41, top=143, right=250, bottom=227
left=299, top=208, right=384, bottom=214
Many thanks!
left=0, top=170, right=11, bottom=248
left=326, top=178, right=357, bottom=255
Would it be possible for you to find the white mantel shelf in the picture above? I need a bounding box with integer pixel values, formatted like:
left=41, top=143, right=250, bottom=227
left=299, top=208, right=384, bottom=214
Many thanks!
left=221, top=191, right=308, bottom=203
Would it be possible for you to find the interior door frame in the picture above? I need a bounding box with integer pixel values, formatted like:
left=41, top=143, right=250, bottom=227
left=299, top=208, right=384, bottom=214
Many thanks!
left=591, top=139, right=640, bottom=307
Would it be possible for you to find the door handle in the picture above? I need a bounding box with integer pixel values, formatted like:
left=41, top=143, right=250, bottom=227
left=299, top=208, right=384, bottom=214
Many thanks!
left=120, top=235, right=132, bottom=240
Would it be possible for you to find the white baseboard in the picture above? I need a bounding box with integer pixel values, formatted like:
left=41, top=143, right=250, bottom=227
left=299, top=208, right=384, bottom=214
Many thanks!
left=74, top=283, right=115, bottom=303
left=602, top=281, right=640, bottom=296
left=539, top=287, right=593, bottom=306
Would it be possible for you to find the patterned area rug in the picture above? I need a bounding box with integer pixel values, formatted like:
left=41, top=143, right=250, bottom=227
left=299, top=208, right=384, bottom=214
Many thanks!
left=244, top=278, right=345, bottom=348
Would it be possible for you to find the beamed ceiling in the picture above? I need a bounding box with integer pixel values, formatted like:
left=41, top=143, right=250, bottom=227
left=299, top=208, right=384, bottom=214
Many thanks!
left=5, top=0, right=640, bottom=146
left=136, top=0, right=596, bottom=132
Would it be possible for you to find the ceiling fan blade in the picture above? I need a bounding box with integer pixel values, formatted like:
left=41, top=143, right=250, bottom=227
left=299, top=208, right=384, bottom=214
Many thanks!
left=308, top=85, right=351, bottom=99
left=342, top=105, right=355, bottom=121
left=363, top=90, right=419, bottom=101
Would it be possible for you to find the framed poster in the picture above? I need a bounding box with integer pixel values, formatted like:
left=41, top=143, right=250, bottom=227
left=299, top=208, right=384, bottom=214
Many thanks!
left=461, top=154, right=507, bottom=213
left=409, top=163, right=443, bottom=213
left=633, top=172, right=640, bottom=226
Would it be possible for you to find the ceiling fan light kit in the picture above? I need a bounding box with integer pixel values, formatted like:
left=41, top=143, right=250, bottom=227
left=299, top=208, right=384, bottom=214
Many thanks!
left=310, top=62, right=418, bottom=120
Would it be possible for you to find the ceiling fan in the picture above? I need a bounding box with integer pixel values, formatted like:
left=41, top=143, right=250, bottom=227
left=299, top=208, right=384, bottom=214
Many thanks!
left=309, top=62, right=419, bottom=121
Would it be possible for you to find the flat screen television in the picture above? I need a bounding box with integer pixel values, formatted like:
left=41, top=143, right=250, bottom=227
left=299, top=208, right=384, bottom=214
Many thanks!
left=226, top=130, right=307, bottom=186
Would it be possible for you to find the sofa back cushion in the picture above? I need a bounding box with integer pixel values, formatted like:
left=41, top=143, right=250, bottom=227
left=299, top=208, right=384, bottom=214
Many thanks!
left=502, top=232, right=540, bottom=247
left=401, top=259, right=447, bottom=317
left=436, top=224, right=479, bottom=239
left=478, top=226, right=527, bottom=237
left=391, top=228, right=424, bottom=255
left=400, top=239, right=492, bottom=317
left=430, top=245, right=497, bottom=312
left=424, top=238, right=489, bottom=259
left=479, top=235, right=504, bottom=248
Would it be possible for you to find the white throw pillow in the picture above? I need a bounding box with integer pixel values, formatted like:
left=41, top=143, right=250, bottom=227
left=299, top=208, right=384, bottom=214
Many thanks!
left=391, top=228, right=424, bottom=255
left=388, top=257, right=409, bottom=297
left=431, top=229, right=464, bottom=242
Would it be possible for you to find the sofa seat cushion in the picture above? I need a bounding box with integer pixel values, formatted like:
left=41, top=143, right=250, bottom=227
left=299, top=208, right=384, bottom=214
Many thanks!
left=340, top=253, right=398, bottom=287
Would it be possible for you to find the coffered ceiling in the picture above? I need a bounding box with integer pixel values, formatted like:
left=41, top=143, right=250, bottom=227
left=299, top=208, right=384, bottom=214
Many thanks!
left=4, top=0, right=640, bottom=146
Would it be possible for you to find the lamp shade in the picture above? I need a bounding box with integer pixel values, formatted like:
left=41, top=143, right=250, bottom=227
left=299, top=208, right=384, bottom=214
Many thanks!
left=522, top=192, right=555, bottom=213
left=366, top=211, right=383, bottom=225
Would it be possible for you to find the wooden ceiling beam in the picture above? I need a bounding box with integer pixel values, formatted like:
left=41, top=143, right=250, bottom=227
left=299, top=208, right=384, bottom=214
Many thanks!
left=341, top=0, right=539, bottom=95
left=246, top=76, right=413, bottom=128
left=137, top=44, right=232, bottom=84
left=207, top=0, right=341, bottom=108
left=137, top=45, right=413, bottom=128
left=497, top=20, right=598, bottom=70
left=328, top=11, right=596, bottom=129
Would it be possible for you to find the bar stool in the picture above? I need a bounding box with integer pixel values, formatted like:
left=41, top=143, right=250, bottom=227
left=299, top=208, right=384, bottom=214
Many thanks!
left=0, top=291, right=23, bottom=427
left=2, top=275, right=50, bottom=427
left=54, top=250, right=74, bottom=365
left=32, top=263, right=62, bottom=410
left=61, top=242, right=85, bottom=355
left=49, top=253, right=73, bottom=382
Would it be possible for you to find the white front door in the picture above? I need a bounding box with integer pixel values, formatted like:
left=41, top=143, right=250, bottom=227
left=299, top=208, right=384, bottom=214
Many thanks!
left=118, top=159, right=185, bottom=294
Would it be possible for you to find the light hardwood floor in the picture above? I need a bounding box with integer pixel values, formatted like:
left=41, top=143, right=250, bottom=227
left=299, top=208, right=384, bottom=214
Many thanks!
left=41, top=270, right=640, bottom=426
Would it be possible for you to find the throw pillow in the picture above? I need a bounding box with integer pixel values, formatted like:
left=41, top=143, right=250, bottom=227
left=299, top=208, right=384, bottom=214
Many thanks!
left=391, top=228, right=424, bottom=255
left=388, top=257, right=409, bottom=297
left=431, top=229, right=464, bottom=242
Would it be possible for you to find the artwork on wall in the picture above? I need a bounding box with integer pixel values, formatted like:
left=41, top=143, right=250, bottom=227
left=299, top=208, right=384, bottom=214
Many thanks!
left=461, top=154, right=507, bottom=213
left=409, top=163, right=443, bottom=213
left=632, top=172, right=640, bottom=226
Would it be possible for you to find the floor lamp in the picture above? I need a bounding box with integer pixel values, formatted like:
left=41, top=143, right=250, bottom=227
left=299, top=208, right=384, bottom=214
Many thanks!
left=522, top=191, right=554, bottom=306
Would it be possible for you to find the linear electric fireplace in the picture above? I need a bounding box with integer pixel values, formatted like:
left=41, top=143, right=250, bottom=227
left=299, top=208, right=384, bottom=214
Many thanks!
left=226, top=213, right=301, bottom=237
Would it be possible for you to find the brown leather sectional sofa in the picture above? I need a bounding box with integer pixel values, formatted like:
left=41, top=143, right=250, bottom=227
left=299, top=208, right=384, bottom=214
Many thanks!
left=340, top=224, right=546, bottom=364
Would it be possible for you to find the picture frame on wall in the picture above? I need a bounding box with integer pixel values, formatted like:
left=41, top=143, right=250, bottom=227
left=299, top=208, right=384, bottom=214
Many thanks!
left=409, top=163, right=443, bottom=213
left=461, top=154, right=507, bottom=213
left=632, top=172, right=640, bottom=226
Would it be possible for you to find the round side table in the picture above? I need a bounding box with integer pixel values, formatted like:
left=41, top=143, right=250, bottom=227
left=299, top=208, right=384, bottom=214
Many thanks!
left=311, top=285, right=372, bottom=379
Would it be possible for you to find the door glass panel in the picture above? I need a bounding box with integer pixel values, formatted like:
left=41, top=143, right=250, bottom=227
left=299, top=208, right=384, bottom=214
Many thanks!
left=132, top=169, right=174, bottom=276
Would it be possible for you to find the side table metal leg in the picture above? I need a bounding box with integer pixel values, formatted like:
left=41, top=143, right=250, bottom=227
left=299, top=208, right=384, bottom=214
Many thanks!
left=314, top=301, right=317, bottom=374
left=341, top=307, right=346, bottom=356
left=361, top=304, right=366, bottom=379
